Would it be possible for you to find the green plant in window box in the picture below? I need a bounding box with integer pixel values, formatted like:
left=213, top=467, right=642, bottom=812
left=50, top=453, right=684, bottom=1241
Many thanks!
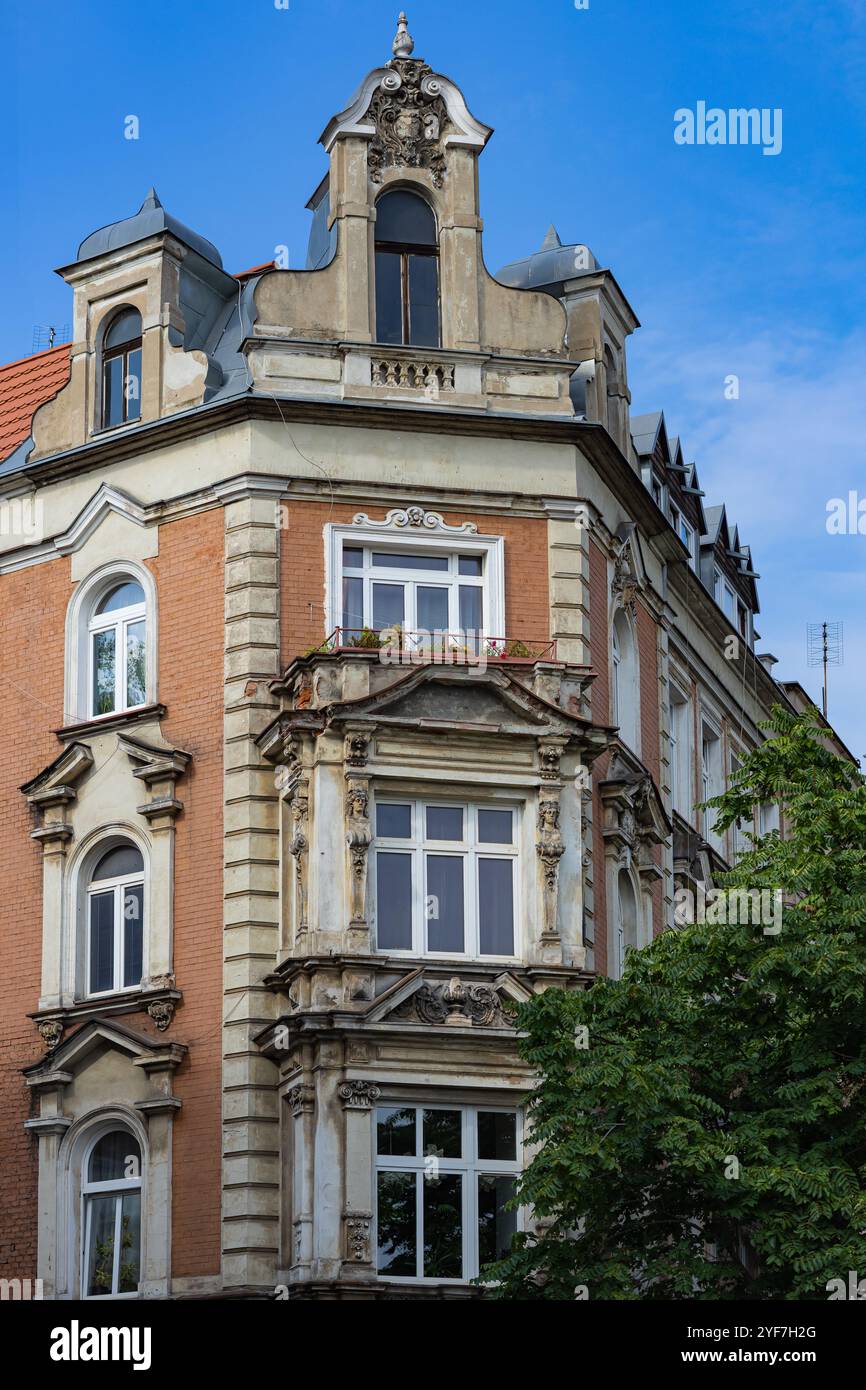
left=504, top=640, right=532, bottom=659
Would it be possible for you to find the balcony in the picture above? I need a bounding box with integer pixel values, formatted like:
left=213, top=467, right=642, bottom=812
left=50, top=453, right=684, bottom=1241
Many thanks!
left=274, top=629, right=594, bottom=718
left=314, top=628, right=558, bottom=666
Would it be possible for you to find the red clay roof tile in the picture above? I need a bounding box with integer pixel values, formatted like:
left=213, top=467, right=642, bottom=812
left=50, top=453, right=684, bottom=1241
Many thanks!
left=0, top=342, right=71, bottom=463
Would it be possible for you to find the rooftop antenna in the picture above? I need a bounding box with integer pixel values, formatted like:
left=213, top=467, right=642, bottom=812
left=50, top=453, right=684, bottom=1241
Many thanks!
left=807, top=621, right=843, bottom=719
left=31, top=324, right=70, bottom=353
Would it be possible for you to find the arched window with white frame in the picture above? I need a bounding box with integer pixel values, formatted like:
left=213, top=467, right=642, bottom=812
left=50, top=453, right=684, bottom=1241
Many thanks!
left=81, top=1127, right=142, bottom=1297
left=86, top=841, right=145, bottom=996
left=89, top=579, right=147, bottom=717
left=100, top=307, right=142, bottom=429
left=67, top=563, right=156, bottom=723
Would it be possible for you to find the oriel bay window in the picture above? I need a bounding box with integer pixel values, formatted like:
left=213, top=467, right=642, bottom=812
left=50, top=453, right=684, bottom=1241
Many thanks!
left=87, top=842, right=145, bottom=996
left=375, top=1105, right=521, bottom=1281
left=341, top=543, right=484, bottom=645
left=374, top=188, right=440, bottom=348
left=374, top=799, right=517, bottom=958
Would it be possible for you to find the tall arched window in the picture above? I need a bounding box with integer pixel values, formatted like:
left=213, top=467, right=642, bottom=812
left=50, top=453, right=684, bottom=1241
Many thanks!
left=101, top=308, right=142, bottom=428
left=89, top=579, right=147, bottom=717
left=87, top=842, right=145, bottom=996
left=374, top=190, right=440, bottom=347
left=82, top=1129, right=142, bottom=1296
left=611, top=609, right=639, bottom=751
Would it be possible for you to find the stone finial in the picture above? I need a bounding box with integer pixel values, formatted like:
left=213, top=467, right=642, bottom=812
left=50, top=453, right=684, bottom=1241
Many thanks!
left=392, top=10, right=415, bottom=58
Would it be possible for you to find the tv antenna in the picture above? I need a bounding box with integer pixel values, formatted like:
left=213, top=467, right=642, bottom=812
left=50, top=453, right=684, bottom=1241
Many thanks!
left=31, top=324, right=70, bottom=353
left=807, top=621, right=843, bottom=719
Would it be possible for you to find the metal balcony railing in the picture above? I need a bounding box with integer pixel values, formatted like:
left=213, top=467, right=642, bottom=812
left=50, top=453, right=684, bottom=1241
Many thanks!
left=309, top=629, right=557, bottom=663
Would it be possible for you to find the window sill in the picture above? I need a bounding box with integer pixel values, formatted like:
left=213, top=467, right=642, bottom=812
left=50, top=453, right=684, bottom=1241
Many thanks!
left=30, top=983, right=182, bottom=1033
left=55, top=702, right=166, bottom=740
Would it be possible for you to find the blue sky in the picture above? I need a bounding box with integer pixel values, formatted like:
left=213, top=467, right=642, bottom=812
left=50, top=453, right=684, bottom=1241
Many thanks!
left=2, top=0, right=864, bottom=756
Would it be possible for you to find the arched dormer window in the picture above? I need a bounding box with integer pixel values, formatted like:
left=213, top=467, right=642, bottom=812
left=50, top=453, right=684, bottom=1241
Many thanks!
left=82, top=1128, right=142, bottom=1296
left=612, top=608, right=639, bottom=752
left=374, top=189, right=439, bottom=347
left=101, top=307, right=142, bottom=429
left=88, top=579, right=147, bottom=717
left=86, top=841, right=145, bottom=996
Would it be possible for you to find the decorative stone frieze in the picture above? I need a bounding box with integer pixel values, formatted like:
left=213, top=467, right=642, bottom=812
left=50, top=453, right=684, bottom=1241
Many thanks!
left=351, top=507, right=478, bottom=536
left=393, top=977, right=507, bottom=1027
left=368, top=52, right=449, bottom=187
left=345, top=1213, right=373, bottom=1263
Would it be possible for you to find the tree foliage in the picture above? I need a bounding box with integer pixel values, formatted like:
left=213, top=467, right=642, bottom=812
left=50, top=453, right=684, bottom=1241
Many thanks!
left=485, top=708, right=866, bottom=1299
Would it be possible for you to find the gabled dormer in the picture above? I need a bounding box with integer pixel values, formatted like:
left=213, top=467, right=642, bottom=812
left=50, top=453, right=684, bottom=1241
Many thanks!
left=700, top=504, right=760, bottom=644
left=27, top=190, right=239, bottom=461
left=248, top=12, right=573, bottom=416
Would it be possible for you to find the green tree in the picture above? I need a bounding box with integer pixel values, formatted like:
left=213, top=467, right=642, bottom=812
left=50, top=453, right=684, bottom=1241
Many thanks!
left=485, top=707, right=866, bottom=1299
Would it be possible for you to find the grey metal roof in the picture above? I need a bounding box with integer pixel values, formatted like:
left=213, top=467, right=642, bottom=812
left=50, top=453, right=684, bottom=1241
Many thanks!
left=75, top=189, right=224, bottom=269
left=701, top=504, right=726, bottom=543
left=494, top=228, right=599, bottom=293
left=630, top=411, right=664, bottom=457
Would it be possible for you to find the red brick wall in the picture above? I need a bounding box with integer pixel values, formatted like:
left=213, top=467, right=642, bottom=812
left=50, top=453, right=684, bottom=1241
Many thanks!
left=0, top=555, right=70, bottom=1281
left=278, top=500, right=550, bottom=665
left=588, top=538, right=609, bottom=976
left=0, top=507, right=224, bottom=1286
left=148, top=510, right=223, bottom=1278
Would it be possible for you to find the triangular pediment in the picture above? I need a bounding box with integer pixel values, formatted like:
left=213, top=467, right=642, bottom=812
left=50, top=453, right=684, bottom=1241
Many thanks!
left=20, top=740, right=94, bottom=803
left=328, top=664, right=591, bottom=740
left=23, top=1019, right=185, bottom=1083
left=54, top=484, right=150, bottom=556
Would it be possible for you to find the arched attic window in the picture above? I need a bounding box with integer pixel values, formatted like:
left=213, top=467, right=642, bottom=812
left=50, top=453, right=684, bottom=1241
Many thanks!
left=101, top=307, right=142, bottom=428
left=374, top=189, right=440, bottom=348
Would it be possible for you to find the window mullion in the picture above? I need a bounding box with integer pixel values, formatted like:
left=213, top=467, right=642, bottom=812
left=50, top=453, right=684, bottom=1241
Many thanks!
left=415, top=1169, right=424, bottom=1280
left=114, top=884, right=123, bottom=992
left=112, top=1193, right=122, bottom=1295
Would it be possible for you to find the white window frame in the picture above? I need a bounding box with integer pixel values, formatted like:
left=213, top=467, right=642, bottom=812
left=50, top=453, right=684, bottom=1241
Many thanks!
left=374, top=1103, right=523, bottom=1284
left=679, top=517, right=696, bottom=569
left=714, top=568, right=736, bottom=623
left=85, top=850, right=146, bottom=998
left=88, top=588, right=147, bottom=719
left=372, top=797, right=520, bottom=961
left=669, top=684, right=692, bottom=818
left=66, top=562, right=157, bottom=725
left=700, top=715, right=723, bottom=846
left=80, top=1127, right=142, bottom=1299
left=611, top=608, right=639, bottom=753
left=759, top=801, right=780, bottom=837
left=730, top=750, right=745, bottom=860
left=325, top=523, right=505, bottom=644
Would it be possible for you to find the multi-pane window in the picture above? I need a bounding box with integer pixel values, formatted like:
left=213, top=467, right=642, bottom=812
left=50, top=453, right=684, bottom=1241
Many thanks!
left=374, top=800, right=517, bottom=958
left=375, top=1104, right=520, bottom=1282
left=714, top=569, right=737, bottom=624
left=341, top=544, right=484, bottom=645
left=87, top=843, right=144, bottom=996
left=374, top=189, right=439, bottom=348
left=89, top=580, right=147, bottom=717
left=82, top=1130, right=142, bottom=1297
left=101, top=308, right=142, bottom=429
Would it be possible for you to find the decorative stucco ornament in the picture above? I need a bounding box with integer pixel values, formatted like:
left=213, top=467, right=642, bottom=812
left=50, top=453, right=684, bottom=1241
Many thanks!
left=369, top=16, right=449, bottom=187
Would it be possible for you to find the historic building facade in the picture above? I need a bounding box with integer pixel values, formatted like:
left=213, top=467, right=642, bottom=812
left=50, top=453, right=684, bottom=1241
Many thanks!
left=0, top=14, right=838, bottom=1299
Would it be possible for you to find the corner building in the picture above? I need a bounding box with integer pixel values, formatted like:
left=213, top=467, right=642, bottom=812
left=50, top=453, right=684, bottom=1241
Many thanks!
left=0, top=15, right=837, bottom=1299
